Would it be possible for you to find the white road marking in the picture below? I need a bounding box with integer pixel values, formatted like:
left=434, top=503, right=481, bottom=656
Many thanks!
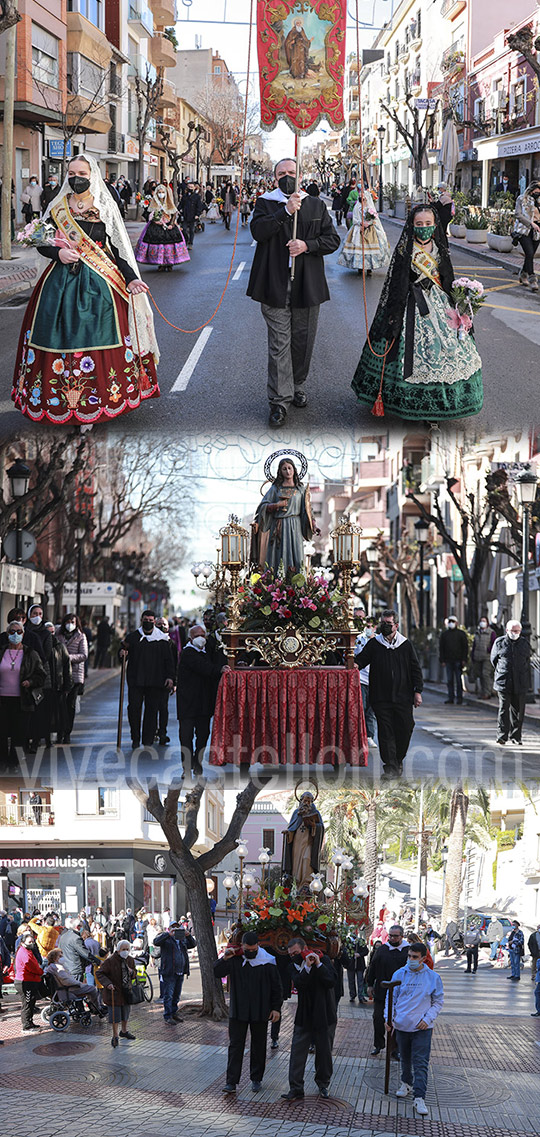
left=170, top=326, right=213, bottom=392
left=233, top=261, right=246, bottom=280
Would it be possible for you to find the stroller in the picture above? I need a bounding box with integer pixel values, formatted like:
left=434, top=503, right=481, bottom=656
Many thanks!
left=40, top=971, right=101, bottom=1032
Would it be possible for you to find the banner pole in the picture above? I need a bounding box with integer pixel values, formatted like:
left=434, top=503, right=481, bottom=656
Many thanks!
left=290, top=135, right=301, bottom=281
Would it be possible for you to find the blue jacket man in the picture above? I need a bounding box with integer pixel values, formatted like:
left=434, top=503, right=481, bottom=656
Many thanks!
left=154, top=924, right=195, bottom=1024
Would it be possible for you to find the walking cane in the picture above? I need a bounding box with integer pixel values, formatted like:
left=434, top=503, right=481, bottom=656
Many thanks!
left=116, top=652, right=127, bottom=750
left=381, top=978, right=401, bottom=1094
left=290, top=137, right=302, bottom=282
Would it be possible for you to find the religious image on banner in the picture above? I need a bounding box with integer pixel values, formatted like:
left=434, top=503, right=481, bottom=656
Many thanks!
left=257, top=0, right=346, bottom=134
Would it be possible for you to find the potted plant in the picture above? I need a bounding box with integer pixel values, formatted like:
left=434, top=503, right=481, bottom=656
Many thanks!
left=395, top=183, right=409, bottom=220
left=449, top=190, right=468, bottom=238
left=465, top=207, right=489, bottom=243
left=383, top=182, right=398, bottom=216
left=487, top=208, right=514, bottom=252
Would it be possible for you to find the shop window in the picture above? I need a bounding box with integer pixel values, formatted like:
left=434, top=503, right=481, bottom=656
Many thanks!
left=262, top=828, right=275, bottom=855
left=88, top=876, right=125, bottom=915
left=143, top=877, right=174, bottom=916
left=32, top=24, right=59, bottom=88
left=76, top=786, right=118, bottom=816
left=79, top=55, right=106, bottom=99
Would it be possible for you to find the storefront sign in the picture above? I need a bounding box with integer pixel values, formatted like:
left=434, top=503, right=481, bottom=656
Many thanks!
left=0, top=856, right=88, bottom=869
left=0, top=562, right=45, bottom=598
left=48, top=139, right=72, bottom=159
left=60, top=581, right=124, bottom=601
left=498, top=133, right=540, bottom=158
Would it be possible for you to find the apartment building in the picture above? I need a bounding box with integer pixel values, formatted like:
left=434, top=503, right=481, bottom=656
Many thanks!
left=0, top=778, right=225, bottom=918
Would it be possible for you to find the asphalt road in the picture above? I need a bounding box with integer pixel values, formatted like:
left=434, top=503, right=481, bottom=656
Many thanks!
left=10, top=671, right=540, bottom=785
left=1, top=211, right=540, bottom=440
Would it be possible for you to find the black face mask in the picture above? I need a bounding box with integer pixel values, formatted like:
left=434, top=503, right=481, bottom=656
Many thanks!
left=380, top=621, right=395, bottom=637
left=68, top=175, right=91, bottom=195
left=142, top=620, right=154, bottom=634
left=278, top=174, right=296, bottom=197
left=243, top=949, right=257, bottom=959
left=290, top=953, right=303, bottom=964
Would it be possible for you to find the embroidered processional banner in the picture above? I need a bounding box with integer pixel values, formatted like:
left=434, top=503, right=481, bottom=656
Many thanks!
left=257, top=0, right=346, bottom=135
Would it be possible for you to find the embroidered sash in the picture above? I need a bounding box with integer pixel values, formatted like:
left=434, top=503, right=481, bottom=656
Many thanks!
left=51, top=197, right=130, bottom=300
left=412, top=243, right=442, bottom=288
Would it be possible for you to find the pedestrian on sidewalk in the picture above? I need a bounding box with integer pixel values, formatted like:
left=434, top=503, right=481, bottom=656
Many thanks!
left=365, top=923, right=409, bottom=1056
left=41, top=174, right=60, bottom=213
left=471, top=617, right=496, bottom=699
left=96, top=940, right=137, bottom=1047
left=247, top=156, right=339, bottom=428
left=491, top=620, right=531, bottom=746
left=21, top=176, right=42, bottom=220
left=463, top=927, right=482, bottom=973
left=94, top=616, right=112, bottom=670
left=44, top=621, right=72, bottom=744
left=439, top=615, right=468, bottom=704
left=282, top=936, right=337, bottom=1101
left=56, top=615, right=88, bottom=745
left=214, top=932, right=282, bottom=1095
left=120, top=611, right=175, bottom=749
left=153, top=922, right=195, bottom=1024
left=507, top=920, right=525, bottom=980
left=354, top=620, right=378, bottom=747
left=528, top=924, right=540, bottom=981
left=353, top=610, right=423, bottom=778
left=388, top=940, right=444, bottom=1117
left=513, top=180, right=540, bottom=291
left=532, top=957, right=540, bottom=1016
left=14, top=930, right=44, bottom=1031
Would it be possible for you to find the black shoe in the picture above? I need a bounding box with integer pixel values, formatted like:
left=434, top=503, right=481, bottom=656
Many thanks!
left=292, top=391, right=307, bottom=407
left=172, top=1014, right=183, bottom=1022
left=22, top=1023, right=40, bottom=1031
left=511, top=738, right=523, bottom=745
left=308, top=1044, right=315, bottom=1053
left=496, top=737, right=507, bottom=745
left=456, top=699, right=463, bottom=704
left=269, top=405, right=287, bottom=427
left=119, top=1030, right=136, bottom=1039
left=159, top=735, right=171, bottom=745
left=251, top=1080, right=262, bottom=1092
left=270, top=1040, right=279, bottom=1049
left=349, top=997, right=356, bottom=1002
left=531, top=1012, right=540, bottom=1016
left=444, top=699, right=454, bottom=704
left=111, top=1036, right=119, bottom=1047
left=222, top=1084, right=236, bottom=1093
left=371, top=1047, right=382, bottom=1055
left=282, top=1090, right=304, bottom=1100
left=319, top=1086, right=330, bottom=1099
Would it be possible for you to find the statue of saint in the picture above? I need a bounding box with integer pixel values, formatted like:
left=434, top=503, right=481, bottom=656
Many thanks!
left=284, top=17, right=313, bottom=80
left=252, top=455, right=315, bottom=575
left=282, top=791, right=324, bottom=890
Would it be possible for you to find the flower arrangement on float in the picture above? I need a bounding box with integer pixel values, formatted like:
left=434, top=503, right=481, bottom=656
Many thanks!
left=238, top=568, right=341, bottom=632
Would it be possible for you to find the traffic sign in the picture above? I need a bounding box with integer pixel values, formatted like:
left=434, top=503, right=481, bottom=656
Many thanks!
left=3, top=529, right=36, bottom=561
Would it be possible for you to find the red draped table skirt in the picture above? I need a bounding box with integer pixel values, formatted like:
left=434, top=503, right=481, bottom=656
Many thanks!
left=209, top=668, right=367, bottom=766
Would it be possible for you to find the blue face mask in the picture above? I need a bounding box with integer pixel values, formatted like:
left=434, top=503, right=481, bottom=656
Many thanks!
left=407, top=958, right=423, bottom=971
left=8, top=632, right=23, bottom=645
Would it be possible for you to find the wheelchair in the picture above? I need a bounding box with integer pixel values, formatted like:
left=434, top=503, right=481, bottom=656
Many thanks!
left=40, top=972, right=98, bottom=1032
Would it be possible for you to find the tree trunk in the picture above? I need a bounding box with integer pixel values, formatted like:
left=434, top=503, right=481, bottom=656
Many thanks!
left=168, top=848, right=227, bottom=1019
left=440, top=785, right=469, bottom=931
left=363, top=802, right=378, bottom=924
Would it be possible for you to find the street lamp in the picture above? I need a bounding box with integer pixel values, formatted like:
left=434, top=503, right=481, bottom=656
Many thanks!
left=331, top=516, right=363, bottom=628
left=7, top=458, right=31, bottom=566
left=414, top=518, right=429, bottom=628
left=378, top=124, right=385, bottom=212
left=74, top=519, right=86, bottom=618
left=258, top=846, right=270, bottom=892
left=236, top=840, right=248, bottom=925
left=366, top=544, right=378, bottom=616
left=516, top=467, right=538, bottom=702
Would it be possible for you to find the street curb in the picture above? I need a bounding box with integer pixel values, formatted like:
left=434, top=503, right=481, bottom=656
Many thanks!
left=424, top=680, right=540, bottom=725
left=84, top=667, right=120, bottom=696
left=380, top=213, right=540, bottom=285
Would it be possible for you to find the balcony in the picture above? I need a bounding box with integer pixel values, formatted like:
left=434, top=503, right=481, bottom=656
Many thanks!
left=108, top=130, right=126, bottom=153
left=67, top=11, right=112, bottom=68
left=442, top=0, right=466, bottom=18
left=150, top=31, right=176, bottom=69
left=66, top=94, right=111, bottom=134
left=128, top=2, right=154, bottom=38
left=150, top=0, right=177, bottom=25
left=128, top=53, right=157, bottom=85
left=441, top=44, right=465, bottom=76
left=158, top=77, right=177, bottom=108
left=0, top=798, right=54, bottom=826
left=162, top=105, right=179, bottom=130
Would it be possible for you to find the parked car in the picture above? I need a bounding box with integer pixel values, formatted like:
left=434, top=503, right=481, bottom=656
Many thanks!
left=466, top=912, right=513, bottom=945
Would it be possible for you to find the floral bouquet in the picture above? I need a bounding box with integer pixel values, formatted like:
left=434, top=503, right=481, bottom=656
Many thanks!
left=238, top=568, right=341, bottom=632
left=16, top=219, right=57, bottom=247
left=447, top=277, right=486, bottom=339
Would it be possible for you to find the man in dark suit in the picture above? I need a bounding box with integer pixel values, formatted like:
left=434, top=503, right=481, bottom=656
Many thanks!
left=354, top=610, right=423, bottom=778
left=365, top=924, right=409, bottom=1055
left=120, top=610, right=175, bottom=748
left=247, top=157, right=340, bottom=426
left=214, top=932, right=283, bottom=1094
left=176, top=624, right=229, bottom=775
left=282, top=936, right=337, bottom=1100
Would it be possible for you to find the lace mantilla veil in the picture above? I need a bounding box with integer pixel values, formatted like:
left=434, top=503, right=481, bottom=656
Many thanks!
left=42, top=152, right=160, bottom=363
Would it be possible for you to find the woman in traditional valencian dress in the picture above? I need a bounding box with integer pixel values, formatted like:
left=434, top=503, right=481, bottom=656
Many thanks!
left=253, top=458, right=315, bottom=575
left=134, top=183, right=189, bottom=272
left=338, top=188, right=391, bottom=275
left=351, top=204, right=483, bottom=421
left=12, top=153, right=159, bottom=425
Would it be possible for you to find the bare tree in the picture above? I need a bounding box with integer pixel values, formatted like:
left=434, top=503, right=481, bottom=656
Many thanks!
left=507, top=26, right=540, bottom=84
left=196, top=85, right=258, bottom=167
left=128, top=778, right=264, bottom=1018
left=32, top=51, right=114, bottom=179
left=380, top=92, right=438, bottom=188
left=0, top=0, right=20, bottom=32
left=157, top=120, right=201, bottom=199
left=134, top=66, right=164, bottom=211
